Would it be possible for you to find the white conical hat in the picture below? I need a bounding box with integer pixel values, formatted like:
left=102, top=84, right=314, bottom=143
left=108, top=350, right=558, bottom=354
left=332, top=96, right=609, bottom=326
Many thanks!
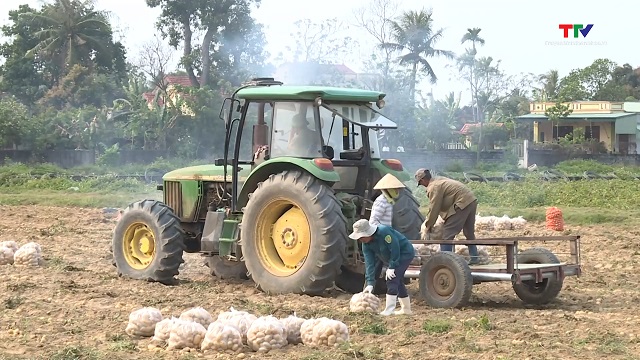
left=373, top=173, right=406, bottom=190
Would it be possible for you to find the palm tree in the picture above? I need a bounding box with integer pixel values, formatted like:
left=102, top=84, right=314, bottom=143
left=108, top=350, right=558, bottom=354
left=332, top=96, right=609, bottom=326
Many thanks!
left=461, top=28, right=485, bottom=56
left=382, top=9, right=455, bottom=100
left=21, top=0, right=112, bottom=78
left=537, top=70, right=559, bottom=101
left=460, top=28, right=485, bottom=122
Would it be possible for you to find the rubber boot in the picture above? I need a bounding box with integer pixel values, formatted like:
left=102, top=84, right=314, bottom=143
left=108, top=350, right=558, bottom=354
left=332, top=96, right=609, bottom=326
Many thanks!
left=394, top=296, right=412, bottom=315
left=379, top=294, right=397, bottom=316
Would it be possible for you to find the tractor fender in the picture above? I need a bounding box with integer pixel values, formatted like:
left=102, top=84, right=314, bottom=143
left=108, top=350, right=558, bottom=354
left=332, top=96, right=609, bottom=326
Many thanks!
left=371, top=159, right=411, bottom=182
left=237, top=157, right=340, bottom=208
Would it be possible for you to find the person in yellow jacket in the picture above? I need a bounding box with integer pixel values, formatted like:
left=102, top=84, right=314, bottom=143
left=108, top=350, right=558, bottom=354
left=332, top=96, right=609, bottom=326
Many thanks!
left=415, top=168, right=480, bottom=264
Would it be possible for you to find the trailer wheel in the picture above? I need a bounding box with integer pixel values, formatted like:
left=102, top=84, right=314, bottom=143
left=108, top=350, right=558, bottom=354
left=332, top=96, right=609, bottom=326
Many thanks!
left=512, top=247, right=563, bottom=305
left=419, top=252, right=473, bottom=308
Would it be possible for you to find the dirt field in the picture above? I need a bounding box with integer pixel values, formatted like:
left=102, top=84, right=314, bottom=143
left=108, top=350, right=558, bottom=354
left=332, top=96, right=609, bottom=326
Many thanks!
left=0, top=205, right=639, bottom=360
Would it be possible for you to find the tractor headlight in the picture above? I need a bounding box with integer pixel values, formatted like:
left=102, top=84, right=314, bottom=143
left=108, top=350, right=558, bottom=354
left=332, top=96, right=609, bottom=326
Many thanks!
left=376, top=99, right=385, bottom=109
left=314, top=97, right=323, bottom=107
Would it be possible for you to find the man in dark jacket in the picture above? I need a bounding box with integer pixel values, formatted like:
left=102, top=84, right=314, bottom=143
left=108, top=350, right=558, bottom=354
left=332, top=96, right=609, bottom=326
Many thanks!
left=349, top=219, right=416, bottom=316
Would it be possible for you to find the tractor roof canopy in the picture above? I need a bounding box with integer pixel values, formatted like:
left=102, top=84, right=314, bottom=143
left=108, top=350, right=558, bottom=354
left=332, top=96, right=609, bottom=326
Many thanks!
left=236, top=85, right=386, bottom=103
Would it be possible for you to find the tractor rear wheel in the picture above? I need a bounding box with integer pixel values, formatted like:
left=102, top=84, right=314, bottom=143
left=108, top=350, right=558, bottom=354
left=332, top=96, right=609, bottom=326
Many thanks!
left=241, top=170, right=348, bottom=295
left=112, top=199, right=185, bottom=284
left=392, top=188, right=425, bottom=241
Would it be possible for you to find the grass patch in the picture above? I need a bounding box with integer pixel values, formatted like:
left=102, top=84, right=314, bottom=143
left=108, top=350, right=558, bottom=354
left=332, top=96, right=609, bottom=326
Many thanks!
left=49, top=346, right=102, bottom=360
left=4, top=295, right=24, bottom=309
left=360, top=321, right=388, bottom=335
left=0, top=189, right=161, bottom=208
left=422, top=319, right=453, bottom=334
left=574, top=331, right=629, bottom=355
left=463, top=314, right=494, bottom=331
left=107, top=334, right=137, bottom=351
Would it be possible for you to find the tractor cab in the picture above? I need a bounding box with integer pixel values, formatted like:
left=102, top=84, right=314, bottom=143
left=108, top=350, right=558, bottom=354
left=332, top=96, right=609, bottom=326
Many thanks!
left=215, top=78, right=403, bottom=212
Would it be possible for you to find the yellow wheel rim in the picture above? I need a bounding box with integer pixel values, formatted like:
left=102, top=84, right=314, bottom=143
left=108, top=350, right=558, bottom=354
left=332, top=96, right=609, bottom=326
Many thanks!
left=122, top=222, right=156, bottom=270
left=256, top=199, right=311, bottom=276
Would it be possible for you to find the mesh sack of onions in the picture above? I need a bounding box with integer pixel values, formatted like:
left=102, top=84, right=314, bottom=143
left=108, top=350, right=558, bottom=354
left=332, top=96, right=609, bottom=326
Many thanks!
left=349, top=292, right=381, bottom=313
left=246, top=315, right=288, bottom=353
left=0, top=241, right=18, bottom=252
left=511, top=216, right=527, bottom=229
left=301, top=317, right=349, bottom=348
left=494, top=215, right=513, bottom=231
left=475, top=215, right=495, bottom=231
left=201, top=321, right=243, bottom=353
left=151, top=317, right=177, bottom=345
left=0, top=245, right=15, bottom=265
left=545, top=207, right=564, bottom=231
left=13, top=242, right=43, bottom=267
left=279, top=312, right=306, bottom=344
left=167, top=319, right=207, bottom=350
left=125, top=307, right=163, bottom=337
left=179, top=307, right=214, bottom=328
left=216, top=307, right=257, bottom=344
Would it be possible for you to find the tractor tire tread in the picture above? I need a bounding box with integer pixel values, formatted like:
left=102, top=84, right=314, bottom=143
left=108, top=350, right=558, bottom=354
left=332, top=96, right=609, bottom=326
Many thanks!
left=112, top=199, right=185, bottom=285
left=241, top=170, right=347, bottom=295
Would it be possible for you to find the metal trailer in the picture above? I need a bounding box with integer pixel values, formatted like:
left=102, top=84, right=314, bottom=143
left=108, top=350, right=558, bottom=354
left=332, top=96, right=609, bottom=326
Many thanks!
left=404, top=236, right=582, bottom=308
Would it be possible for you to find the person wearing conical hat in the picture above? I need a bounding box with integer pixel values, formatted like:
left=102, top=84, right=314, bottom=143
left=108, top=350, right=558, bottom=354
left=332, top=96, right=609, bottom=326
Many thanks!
left=364, top=173, right=411, bottom=315
left=369, top=173, right=406, bottom=227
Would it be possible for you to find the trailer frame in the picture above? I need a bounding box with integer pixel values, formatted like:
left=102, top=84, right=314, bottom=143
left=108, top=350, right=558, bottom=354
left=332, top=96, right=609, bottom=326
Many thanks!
left=406, top=235, right=582, bottom=308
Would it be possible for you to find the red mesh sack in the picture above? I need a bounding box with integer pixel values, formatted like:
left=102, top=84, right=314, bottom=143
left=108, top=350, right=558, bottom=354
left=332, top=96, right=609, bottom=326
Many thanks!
left=545, top=207, right=564, bottom=231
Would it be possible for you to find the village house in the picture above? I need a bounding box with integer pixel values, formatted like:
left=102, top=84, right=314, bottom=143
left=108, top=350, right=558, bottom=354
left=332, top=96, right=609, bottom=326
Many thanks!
left=516, top=101, right=640, bottom=154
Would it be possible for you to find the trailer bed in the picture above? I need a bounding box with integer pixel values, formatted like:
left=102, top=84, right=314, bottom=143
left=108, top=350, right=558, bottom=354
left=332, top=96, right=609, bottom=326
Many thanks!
left=406, top=235, right=582, bottom=308
left=405, top=235, right=582, bottom=283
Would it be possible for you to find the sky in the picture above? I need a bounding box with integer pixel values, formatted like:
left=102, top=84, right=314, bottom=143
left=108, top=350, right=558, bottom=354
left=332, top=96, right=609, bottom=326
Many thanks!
left=0, top=0, right=635, bottom=105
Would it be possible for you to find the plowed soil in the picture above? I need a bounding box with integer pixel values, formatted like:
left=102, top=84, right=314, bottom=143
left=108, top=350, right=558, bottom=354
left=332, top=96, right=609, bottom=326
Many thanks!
left=0, top=205, right=639, bottom=360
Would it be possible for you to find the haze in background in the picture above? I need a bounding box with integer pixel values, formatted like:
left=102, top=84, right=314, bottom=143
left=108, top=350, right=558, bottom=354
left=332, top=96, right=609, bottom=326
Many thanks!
left=0, top=0, right=632, bottom=103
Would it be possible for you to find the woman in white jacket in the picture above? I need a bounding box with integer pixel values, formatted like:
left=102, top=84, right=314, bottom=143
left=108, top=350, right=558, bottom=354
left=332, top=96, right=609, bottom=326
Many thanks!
left=369, top=173, right=406, bottom=226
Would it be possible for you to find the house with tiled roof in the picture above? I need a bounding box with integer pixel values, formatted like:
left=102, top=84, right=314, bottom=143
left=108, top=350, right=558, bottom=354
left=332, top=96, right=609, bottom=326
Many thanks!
left=143, top=74, right=200, bottom=116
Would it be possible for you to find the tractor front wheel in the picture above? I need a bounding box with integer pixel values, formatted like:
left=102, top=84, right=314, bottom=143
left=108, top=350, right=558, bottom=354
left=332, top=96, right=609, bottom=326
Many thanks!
left=112, top=199, right=185, bottom=284
left=241, top=170, right=348, bottom=295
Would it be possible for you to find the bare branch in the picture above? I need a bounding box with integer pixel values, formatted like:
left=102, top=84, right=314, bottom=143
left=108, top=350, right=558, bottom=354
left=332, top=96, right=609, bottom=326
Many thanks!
left=137, top=35, right=174, bottom=92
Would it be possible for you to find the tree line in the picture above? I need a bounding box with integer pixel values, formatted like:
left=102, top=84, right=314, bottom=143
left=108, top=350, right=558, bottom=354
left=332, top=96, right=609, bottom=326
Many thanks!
left=0, top=0, right=639, bottom=158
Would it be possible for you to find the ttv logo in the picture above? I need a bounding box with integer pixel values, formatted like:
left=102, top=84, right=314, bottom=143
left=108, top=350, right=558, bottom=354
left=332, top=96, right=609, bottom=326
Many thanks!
left=559, top=24, right=594, bottom=38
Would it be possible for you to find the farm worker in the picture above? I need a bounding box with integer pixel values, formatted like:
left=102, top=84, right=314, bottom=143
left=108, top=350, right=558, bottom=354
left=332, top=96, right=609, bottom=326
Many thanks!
left=366, top=173, right=406, bottom=293
left=414, top=168, right=480, bottom=265
left=349, top=218, right=416, bottom=316
left=369, top=173, right=406, bottom=227
left=288, top=113, right=320, bottom=156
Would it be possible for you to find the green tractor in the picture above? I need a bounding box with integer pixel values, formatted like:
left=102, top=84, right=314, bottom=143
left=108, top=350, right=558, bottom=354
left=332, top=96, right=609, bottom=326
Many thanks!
left=111, top=78, right=424, bottom=295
